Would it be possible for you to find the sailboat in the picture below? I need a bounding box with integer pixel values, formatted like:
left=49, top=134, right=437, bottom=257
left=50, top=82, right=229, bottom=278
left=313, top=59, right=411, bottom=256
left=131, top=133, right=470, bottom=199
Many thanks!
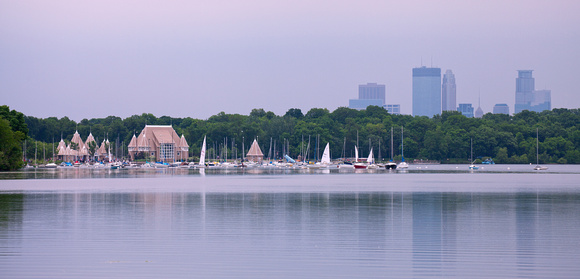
left=321, top=143, right=331, bottom=165
left=196, top=135, right=207, bottom=168
left=533, top=128, right=548, bottom=170
left=398, top=126, right=409, bottom=169
left=308, top=143, right=330, bottom=169
left=469, top=138, right=479, bottom=170
left=366, top=148, right=377, bottom=169
left=354, top=145, right=367, bottom=169
left=385, top=127, right=397, bottom=170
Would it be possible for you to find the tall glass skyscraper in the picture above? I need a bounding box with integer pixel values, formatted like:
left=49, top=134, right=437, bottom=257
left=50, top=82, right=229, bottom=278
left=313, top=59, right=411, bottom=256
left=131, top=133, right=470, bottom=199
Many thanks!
left=514, top=70, right=551, bottom=114
left=515, top=70, right=535, bottom=113
left=413, top=67, right=441, bottom=117
left=442, top=70, right=456, bottom=112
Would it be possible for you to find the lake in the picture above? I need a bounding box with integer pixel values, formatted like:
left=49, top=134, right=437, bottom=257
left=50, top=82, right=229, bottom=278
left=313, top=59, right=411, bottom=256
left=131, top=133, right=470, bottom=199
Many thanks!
left=1, top=165, right=579, bottom=278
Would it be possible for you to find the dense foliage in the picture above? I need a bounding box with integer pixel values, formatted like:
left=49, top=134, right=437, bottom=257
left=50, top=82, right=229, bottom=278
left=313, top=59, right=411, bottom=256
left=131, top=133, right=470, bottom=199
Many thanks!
left=0, top=106, right=27, bottom=170
left=23, top=107, right=580, bottom=164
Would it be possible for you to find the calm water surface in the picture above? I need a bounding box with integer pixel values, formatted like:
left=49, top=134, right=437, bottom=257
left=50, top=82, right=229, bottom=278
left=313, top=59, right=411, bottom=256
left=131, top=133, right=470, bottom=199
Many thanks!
left=1, top=165, right=579, bottom=278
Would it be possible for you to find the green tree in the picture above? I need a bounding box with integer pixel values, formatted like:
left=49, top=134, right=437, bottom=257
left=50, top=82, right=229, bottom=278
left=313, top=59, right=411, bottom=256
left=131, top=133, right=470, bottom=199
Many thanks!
left=87, top=141, right=97, bottom=161
left=0, top=118, right=24, bottom=170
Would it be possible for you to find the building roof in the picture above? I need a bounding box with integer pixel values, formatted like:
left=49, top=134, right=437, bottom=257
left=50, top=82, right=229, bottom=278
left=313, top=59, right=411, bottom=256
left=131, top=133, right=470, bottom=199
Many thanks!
left=128, top=134, right=137, bottom=148
left=57, top=139, right=66, bottom=150
left=97, top=139, right=107, bottom=155
left=70, top=130, right=85, bottom=150
left=179, top=135, right=189, bottom=148
left=246, top=139, right=263, bottom=157
left=85, top=132, right=96, bottom=145
left=475, top=106, right=484, bottom=118
left=135, top=125, right=186, bottom=150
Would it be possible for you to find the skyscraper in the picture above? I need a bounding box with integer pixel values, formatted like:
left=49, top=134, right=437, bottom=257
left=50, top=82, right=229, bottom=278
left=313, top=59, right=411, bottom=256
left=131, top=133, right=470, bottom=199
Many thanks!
left=514, top=70, right=551, bottom=113
left=474, top=93, right=483, bottom=118
left=493, top=104, right=510, bottom=114
left=413, top=67, right=441, bottom=117
left=358, top=83, right=386, bottom=105
left=515, top=70, right=535, bottom=114
left=442, top=70, right=456, bottom=112
left=349, top=82, right=386, bottom=110
left=457, top=103, right=474, bottom=118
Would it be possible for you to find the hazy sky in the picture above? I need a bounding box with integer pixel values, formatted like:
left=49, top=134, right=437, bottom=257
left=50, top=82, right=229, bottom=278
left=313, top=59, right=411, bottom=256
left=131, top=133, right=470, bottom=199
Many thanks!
left=1, top=0, right=579, bottom=121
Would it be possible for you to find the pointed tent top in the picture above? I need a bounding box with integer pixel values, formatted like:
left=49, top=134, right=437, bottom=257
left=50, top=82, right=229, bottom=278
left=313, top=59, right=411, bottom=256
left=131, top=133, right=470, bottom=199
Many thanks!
left=128, top=134, right=138, bottom=148
left=85, top=132, right=96, bottom=144
left=71, top=130, right=85, bottom=150
left=246, top=139, right=263, bottom=157
left=137, top=133, right=148, bottom=147
left=57, top=139, right=66, bottom=150
left=179, top=134, right=189, bottom=148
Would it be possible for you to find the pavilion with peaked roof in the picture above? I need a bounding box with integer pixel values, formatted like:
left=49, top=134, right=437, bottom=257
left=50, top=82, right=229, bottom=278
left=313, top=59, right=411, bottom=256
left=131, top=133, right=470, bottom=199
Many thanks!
left=128, top=125, right=189, bottom=162
left=95, top=139, right=110, bottom=162
left=246, top=139, right=264, bottom=163
left=56, top=131, right=105, bottom=162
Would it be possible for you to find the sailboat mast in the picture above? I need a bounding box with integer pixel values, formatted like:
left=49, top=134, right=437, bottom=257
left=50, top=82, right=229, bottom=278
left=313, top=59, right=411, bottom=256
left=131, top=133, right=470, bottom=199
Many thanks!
left=401, top=126, right=404, bottom=160
left=537, top=128, right=539, bottom=165
left=390, top=127, right=393, bottom=160
left=342, top=137, right=346, bottom=160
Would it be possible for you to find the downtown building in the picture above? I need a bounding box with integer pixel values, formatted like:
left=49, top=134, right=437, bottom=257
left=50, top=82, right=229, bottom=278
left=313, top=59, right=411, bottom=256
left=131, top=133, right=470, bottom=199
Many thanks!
left=348, top=83, right=400, bottom=114
left=514, top=70, right=551, bottom=114
left=493, top=104, right=510, bottom=114
left=457, top=103, right=474, bottom=118
left=349, top=83, right=385, bottom=110
left=442, top=70, right=456, bottom=112
left=413, top=67, right=441, bottom=117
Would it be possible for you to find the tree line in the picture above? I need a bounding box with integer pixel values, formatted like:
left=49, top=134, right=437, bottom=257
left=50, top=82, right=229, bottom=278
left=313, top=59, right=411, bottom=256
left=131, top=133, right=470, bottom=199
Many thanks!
left=19, top=106, right=580, bottom=165
left=0, top=106, right=28, bottom=170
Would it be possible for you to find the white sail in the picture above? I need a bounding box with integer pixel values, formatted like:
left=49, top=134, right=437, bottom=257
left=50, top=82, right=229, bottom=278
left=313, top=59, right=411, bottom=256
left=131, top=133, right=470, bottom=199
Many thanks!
left=199, top=136, right=206, bottom=166
left=355, top=145, right=359, bottom=162
left=321, top=143, right=331, bottom=164
left=367, top=148, right=374, bottom=164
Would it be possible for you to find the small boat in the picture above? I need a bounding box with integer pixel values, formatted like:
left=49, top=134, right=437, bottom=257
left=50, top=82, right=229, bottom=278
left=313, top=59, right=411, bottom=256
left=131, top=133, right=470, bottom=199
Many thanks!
left=385, top=127, right=397, bottom=170
left=197, top=135, right=207, bottom=168
left=533, top=128, right=548, bottom=171
left=482, top=158, right=495, bottom=164
left=366, top=148, right=377, bottom=169
left=398, top=127, right=409, bottom=170
left=353, top=146, right=367, bottom=169
left=23, top=164, right=35, bottom=170
left=469, top=138, right=479, bottom=170
left=154, top=162, right=169, bottom=168
left=45, top=163, right=57, bottom=168
left=385, top=161, right=397, bottom=170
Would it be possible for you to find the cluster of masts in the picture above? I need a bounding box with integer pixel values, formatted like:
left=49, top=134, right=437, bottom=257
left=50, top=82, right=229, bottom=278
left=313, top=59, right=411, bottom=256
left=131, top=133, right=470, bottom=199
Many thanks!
left=23, top=126, right=549, bottom=172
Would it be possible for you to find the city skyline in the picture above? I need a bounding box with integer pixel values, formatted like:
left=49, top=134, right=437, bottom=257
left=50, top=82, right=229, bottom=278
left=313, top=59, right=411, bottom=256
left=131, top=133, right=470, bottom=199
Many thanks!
left=1, top=1, right=579, bottom=121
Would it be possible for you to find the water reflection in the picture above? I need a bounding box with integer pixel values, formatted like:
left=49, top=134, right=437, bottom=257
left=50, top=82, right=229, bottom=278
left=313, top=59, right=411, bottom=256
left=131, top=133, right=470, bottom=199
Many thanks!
left=3, top=164, right=580, bottom=181
left=1, top=187, right=580, bottom=278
